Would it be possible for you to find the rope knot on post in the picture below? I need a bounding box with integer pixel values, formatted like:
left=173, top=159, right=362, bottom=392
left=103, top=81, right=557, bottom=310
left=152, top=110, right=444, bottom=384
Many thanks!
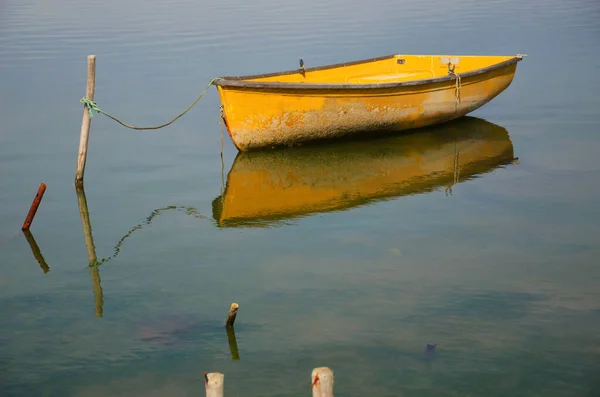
left=80, top=97, right=101, bottom=119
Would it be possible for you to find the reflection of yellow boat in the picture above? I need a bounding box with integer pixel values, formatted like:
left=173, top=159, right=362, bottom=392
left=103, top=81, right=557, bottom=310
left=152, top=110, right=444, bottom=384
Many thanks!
left=214, top=54, right=524, bottom=151
left=212, top=117, right=515, bottom=227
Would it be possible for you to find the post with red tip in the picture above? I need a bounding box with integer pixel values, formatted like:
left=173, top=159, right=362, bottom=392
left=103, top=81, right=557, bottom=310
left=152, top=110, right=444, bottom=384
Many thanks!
left=312, top=367, right=334, bottom=397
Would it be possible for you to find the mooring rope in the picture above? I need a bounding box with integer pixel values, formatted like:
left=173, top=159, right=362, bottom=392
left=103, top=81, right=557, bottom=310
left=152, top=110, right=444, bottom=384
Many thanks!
left=446, top=62, right=461, bottom=108
left=80, top=77, right=220, bottom=131
left=219, top=113, right=226, bottom=195
left=454, top=73, right=462, bottom=105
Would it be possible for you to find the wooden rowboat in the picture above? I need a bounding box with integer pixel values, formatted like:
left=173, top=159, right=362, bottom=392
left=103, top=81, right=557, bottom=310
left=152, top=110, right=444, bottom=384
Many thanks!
left=213, top=54, right=524, bottom=151
left=212, top=117, right=516, bottom=227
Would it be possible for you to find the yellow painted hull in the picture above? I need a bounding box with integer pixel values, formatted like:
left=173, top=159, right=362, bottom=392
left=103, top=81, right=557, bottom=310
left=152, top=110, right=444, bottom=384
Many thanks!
left=212, top=117, right=516, bottom=227
left=214, top=54, right=524, bottom=151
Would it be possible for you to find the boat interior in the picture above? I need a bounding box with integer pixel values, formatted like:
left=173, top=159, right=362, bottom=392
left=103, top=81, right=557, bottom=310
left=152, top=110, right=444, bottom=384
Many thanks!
left=227, top=55, right=517, bottom=84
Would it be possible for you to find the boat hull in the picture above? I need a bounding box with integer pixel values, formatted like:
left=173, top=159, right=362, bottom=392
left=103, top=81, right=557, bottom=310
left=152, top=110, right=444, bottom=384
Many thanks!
left=215, top=57, right=520, bottom=151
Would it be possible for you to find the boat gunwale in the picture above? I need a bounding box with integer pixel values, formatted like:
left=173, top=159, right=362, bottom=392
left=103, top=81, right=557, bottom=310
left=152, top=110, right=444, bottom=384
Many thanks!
left=213, top=55, right=523, bottom=91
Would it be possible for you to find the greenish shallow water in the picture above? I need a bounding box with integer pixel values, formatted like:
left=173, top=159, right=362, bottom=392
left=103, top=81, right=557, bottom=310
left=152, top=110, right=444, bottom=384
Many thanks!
left=1, top=0, right=599, bottom=396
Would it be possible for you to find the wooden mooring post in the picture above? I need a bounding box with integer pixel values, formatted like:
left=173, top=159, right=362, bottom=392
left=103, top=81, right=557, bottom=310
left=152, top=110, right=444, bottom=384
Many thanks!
left=75, top=55, right=96, bottom=186
left=203, top=367, right=334, bottom=396
left=22, top=183, right=46, bottom=231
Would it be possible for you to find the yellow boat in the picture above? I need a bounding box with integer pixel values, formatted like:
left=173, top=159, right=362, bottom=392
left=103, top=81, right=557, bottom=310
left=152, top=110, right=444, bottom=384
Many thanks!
left=214, top=54, right=524, bottom=151
left=212, top=117, right=516, bottom=227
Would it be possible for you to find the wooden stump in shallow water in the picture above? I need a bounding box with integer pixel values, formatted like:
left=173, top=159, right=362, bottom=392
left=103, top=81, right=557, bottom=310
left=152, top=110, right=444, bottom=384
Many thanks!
left=312, top=367, right=334, bottom=397
left=204, top=372, right=224, bottom=397
left=201, top=367, right=334, bottom=395
left=225, top=303, right=239, bottom=328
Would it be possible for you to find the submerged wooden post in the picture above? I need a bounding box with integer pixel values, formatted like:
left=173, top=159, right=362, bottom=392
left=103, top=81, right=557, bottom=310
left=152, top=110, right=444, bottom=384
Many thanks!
left=225, top=303, right=239, bottom=328
left=312, top=367, right=334, bottom=397
left=22, top=183, right=46, bottom=231
left=75, top=55, right=96, bottom=186
left=204, top=372, right=224, bottom=397
left=76, top=185, right=104, bottom=317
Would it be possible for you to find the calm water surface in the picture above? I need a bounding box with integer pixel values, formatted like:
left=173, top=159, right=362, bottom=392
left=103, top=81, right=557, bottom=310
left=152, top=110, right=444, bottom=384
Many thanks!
left=1, top=0, right=599, bottom=395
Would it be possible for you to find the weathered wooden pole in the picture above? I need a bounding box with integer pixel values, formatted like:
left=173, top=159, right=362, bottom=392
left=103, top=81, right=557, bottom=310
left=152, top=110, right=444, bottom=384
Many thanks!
left=225, top=303, right=239, bottom=328
left=22, top=183, right=46, bottom=231
left=22, top=230, right=50, bottom=273
left=204, top=372, right=224, bottom=397
left=312, top=367, right=334, bottom=397
left=76, top=185, right=104, bottom=317
left=75, top=55, right=96, bottom=186
left=226, top=326, right=240, bottom=361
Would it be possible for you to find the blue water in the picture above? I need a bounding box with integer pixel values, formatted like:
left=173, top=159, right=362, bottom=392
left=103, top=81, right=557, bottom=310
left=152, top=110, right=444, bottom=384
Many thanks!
left=1, top=0, right=599, bottom=395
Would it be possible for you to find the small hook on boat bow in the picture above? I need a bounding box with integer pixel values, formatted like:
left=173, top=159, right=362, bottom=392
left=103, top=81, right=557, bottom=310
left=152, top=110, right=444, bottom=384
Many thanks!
left=447, top=62, right=456, bottom=75
left=299, top=58, right=306, bottom=77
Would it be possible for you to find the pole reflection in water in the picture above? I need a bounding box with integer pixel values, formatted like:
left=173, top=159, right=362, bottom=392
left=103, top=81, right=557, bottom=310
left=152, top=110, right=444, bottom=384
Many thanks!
left=22, top=229, right=50, bottom=274
left=75, top=185, right=104, bottom=318
left=213, top=116, right=517, bottom=228
left=71, top=192, right=243, bottom=358
left=226, top=326, right=240, bottom=361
